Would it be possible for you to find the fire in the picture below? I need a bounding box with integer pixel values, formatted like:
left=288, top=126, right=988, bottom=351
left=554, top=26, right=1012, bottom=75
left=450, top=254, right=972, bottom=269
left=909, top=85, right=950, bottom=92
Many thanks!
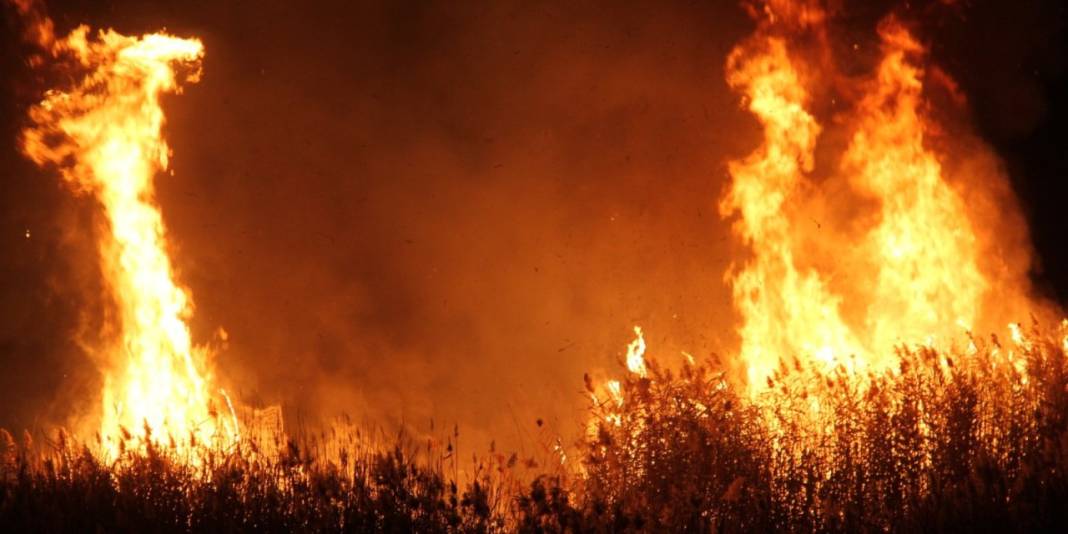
left=1062, top=319, right=1068, bottom=354
left=19, top=19, right=237, bottom=457
left=625, top=326, right=647, bottom=377
left=843, top=19, right=986, bottom=363
left=721, top=31, right=861, bottom=388
left=720, top=3, right=1043, bottom=394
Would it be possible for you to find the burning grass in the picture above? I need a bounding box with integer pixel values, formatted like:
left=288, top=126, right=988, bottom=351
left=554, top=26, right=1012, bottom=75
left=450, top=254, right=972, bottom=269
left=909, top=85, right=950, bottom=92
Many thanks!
left=583, top=322, right=1068, bottom=531
left=4, top=324, right=1068, bottom=532
left=8, top=1, right=1068, bottom=531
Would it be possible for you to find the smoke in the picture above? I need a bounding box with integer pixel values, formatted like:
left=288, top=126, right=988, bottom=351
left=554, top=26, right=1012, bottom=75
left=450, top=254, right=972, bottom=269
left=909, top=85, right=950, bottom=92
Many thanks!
left=1, top=0, right=1065, bottom=454
left=165, top=1, right=759, bottom=452
left=8, top=0, right=53, bottom=49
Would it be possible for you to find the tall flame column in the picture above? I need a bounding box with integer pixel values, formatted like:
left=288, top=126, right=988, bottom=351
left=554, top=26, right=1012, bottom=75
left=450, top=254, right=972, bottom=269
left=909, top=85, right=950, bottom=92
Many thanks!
left=21, top=25, right=237, bottom=458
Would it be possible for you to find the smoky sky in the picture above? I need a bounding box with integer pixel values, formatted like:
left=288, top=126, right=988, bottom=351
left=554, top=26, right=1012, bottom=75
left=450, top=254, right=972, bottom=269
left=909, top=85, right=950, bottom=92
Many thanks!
left=1, top=0, right=1066, bottom=453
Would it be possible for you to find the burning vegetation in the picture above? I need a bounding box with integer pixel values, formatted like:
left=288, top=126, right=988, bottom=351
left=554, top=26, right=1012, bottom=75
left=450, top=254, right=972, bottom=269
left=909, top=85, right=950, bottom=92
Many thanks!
left=15, top=1, right=237, bottom=461
left=3, top=0, right=1068, bottom=531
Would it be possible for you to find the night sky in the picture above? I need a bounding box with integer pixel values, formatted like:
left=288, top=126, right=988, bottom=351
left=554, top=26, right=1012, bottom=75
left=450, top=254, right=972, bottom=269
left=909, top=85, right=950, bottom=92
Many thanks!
left=1, top=0, right=1065, bottom=450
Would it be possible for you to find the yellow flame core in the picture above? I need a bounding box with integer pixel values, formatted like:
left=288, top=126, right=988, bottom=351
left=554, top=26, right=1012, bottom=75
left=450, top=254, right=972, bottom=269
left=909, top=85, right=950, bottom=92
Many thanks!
left=22, top=25, right=236, bottom=458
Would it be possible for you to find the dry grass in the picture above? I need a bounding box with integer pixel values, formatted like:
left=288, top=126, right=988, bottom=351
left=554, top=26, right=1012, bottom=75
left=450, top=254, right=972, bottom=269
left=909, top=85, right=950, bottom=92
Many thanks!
left=3, top=324, right=1068, bottom=532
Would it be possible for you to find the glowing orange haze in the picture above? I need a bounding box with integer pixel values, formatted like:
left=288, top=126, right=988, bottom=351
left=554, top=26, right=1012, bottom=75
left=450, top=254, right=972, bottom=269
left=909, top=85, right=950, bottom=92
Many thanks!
left=21, top=24, right=238, bottom=458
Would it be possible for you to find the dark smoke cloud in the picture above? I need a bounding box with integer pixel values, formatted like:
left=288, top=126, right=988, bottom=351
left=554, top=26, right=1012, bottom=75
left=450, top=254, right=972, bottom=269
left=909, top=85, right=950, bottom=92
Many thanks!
left=1, top=0, right=1066, bottom=454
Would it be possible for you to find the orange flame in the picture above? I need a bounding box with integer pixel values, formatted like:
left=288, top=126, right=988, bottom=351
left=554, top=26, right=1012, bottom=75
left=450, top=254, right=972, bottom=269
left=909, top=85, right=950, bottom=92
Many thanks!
left=842, top=19, right=986, bottom=361
left=721, top=5, right=1046, bottom=394
left=721, top=31, right=861, bottom=387
left=21, top=23, right=237, bottom=458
